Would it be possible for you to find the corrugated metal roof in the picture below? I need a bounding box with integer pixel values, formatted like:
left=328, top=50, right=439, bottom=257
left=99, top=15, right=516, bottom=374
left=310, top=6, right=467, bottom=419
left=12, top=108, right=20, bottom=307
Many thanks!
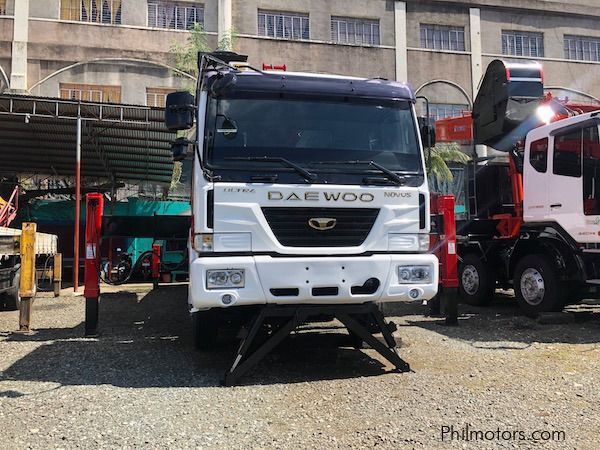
left=0, top=94, right=176, bottom=184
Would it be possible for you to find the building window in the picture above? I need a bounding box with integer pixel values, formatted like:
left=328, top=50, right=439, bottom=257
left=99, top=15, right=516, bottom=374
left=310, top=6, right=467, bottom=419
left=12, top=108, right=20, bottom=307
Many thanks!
left=331, top=17, right=380, bottom=46
left=257, top=10, right=309, bottom=40
left=429, top=103, right=468, bottom=121
left=148, top=2, right=204, bottom=30
left=59, top=83, right=121, bottom=103
left=564, top=35, right=600, bottom=62
left=60, top=0, right=122, bottom=24
left=420, top=25, right=465, bottom=51
left=146, top=88, right=174, bottom=108
left=0, top=0, right=7, bottom=15
left=502, top=31, right=544, bottom=57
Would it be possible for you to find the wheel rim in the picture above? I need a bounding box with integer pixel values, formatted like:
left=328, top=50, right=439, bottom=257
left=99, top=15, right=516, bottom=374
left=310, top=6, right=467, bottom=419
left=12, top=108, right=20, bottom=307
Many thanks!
left=461, top=264, right=480, bottom=295
left=520, top=268, right=545, bottom=306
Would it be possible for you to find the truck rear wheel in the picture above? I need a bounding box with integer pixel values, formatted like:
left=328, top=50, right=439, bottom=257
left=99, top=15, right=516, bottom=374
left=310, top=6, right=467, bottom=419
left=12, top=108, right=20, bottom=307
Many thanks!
left=192, top=309, right=219, bottom=350
left=514, top=254, right=565, bottom=315
left=458, top=253, right=495, bottom=306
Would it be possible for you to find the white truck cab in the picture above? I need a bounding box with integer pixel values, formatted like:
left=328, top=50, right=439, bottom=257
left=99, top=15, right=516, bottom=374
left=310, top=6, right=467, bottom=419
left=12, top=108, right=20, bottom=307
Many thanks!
left=166, top=52, right=438, bottom=346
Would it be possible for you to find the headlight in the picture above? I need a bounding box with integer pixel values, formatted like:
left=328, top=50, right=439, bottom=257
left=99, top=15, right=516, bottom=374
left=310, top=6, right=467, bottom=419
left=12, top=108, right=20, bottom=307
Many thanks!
left=206, top=269, right=245, bottom=289
left=193, top=233, right=213, bottom=252
left=397, top=265, right=431, bottom=284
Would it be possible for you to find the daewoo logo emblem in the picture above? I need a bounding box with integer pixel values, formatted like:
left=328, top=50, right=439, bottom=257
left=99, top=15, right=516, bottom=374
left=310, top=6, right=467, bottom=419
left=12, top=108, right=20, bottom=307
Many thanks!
left=308, top=218, right=337, bottom=231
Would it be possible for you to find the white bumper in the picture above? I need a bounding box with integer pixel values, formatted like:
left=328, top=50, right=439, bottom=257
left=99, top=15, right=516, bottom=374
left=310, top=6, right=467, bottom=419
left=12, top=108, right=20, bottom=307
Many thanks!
left=189, top=253, right=438, bottom=310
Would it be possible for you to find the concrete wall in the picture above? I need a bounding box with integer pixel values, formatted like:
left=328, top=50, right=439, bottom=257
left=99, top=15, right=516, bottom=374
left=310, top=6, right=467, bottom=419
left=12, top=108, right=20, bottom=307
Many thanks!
left=32, top=60, right=191, bottom=103
left=406, top=1, right=470, bottom=50
left=238, top=36, right=396, bottom=79
left=234, top=0, right=395, bottom=46
left=480, top=8, right=600, bottom=57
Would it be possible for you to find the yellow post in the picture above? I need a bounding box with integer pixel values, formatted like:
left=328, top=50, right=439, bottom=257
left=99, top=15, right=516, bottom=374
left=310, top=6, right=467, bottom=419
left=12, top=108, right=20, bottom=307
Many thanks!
left=19, top=222, right=36, bottom=332
left=53, top=253, right=62, bottom=297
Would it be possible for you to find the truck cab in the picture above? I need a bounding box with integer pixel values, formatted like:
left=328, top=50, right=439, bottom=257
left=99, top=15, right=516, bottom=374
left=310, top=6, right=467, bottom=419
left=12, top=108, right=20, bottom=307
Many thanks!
left=166, top=52, right=438, bottom=345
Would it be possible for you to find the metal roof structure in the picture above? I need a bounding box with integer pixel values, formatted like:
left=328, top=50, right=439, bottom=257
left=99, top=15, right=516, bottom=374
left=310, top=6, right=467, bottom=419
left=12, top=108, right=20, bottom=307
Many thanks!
left=0, top=94, right=176, bottom=184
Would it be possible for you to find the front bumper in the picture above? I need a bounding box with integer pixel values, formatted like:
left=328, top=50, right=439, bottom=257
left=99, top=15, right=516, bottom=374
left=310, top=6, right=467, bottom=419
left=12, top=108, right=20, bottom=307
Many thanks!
left=189, top=253, right=439, bottom=310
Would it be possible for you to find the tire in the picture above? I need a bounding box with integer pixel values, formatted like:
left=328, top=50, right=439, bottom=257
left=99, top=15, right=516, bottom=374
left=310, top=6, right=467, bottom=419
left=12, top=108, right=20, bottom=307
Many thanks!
left=192, top=309, right=219, bottom=350
left=2, top=270, right=21, bottom=311
left=458, top=253, right=496, bottom=306
left=514, top=254, right=565, bottom=315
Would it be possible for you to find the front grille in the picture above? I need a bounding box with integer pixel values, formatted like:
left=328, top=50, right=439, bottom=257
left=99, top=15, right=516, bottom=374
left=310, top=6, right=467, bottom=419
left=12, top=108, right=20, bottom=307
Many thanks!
left=261, top=207, right=380, bottom=247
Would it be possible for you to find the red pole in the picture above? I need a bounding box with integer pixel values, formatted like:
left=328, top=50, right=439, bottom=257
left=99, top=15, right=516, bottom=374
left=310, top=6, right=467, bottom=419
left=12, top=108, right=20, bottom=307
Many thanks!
left=151, top=243, right=161, bottom=289
left=84, top=193, right=104, bottom=336
left=74, top=115, right=82, bottom=291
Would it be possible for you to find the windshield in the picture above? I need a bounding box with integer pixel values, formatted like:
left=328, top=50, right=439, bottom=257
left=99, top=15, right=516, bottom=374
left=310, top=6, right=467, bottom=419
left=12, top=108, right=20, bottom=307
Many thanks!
left=205, top=95, right=424, bottom=185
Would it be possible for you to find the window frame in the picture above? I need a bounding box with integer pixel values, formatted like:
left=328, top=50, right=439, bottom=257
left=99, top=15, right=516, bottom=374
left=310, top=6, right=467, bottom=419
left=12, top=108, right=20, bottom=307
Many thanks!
left=146, top=87, right=176, bottom=108
left=257, top=10, right=310, bottom=41
left=428, top=103, right=469, bottom=121
left=331, top=16, right=380, bottom=46
left=420, top=24, right=465, bottom=51
left=564, top=35, right=600, bottom=62
left=60, top=0, right=122, bottom=25
left=529, top=137, right=549, bottom=173
left=59, top=83, right=122, bottom=104
left=501, top=30, right=544, bottom=57
left=147, top=1, right=204, bottom=30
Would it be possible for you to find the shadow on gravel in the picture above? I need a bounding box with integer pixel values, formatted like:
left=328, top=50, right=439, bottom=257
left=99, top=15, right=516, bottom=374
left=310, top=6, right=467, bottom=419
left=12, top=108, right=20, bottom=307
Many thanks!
left=2, top=285, right=398, bottom=388
left=403, top=292, right=600, bottom=347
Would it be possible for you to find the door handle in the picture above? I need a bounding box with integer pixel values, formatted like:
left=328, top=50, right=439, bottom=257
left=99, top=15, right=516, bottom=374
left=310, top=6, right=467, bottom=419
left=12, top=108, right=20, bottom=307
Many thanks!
left=550, top=203, right=562, bottom=208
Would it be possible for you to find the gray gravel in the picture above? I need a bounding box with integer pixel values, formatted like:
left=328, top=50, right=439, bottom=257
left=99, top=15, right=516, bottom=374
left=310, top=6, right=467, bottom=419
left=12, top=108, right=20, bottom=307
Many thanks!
left=1, top=285, right=599, bottom=449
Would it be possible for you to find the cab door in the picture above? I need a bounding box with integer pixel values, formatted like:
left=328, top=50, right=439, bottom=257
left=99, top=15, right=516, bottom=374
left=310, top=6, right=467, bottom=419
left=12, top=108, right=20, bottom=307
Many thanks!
left=523, top=131, right=550, bottom=222
left=546, top=124, right=585, bottom=239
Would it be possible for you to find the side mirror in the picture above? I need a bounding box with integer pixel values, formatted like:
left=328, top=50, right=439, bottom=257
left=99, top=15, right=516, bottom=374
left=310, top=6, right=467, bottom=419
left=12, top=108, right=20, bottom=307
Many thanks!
left=421, top=125, right=436, bottom=148
left=170, top=137, right=190, bottom=161
left=165, top=91, right=195, bottom=131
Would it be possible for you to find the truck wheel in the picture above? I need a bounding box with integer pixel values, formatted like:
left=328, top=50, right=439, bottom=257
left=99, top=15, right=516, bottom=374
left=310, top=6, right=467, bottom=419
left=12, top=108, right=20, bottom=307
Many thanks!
left=458, top=253, right=495, bottom=306
left=514, top=255, right=565, bottom=315
left=192, top=309, right=219, bottom=350
left=2, top=271, right=21, bottom=311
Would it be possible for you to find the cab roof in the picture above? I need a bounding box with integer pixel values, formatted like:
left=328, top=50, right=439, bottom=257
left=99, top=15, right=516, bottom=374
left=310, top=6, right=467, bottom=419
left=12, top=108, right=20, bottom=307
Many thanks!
left=209, top=69, right=415, bottom=102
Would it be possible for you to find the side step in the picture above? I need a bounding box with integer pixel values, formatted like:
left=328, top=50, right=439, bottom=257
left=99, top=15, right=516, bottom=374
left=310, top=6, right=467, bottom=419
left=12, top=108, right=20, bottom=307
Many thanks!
left=222, top=302, right=411, bottom=386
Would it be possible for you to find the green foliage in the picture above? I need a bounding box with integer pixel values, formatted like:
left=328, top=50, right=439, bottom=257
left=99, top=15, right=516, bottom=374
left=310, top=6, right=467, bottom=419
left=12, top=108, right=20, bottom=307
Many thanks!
left=170, top=23, right=210, bottom=79
left=426, top=142, right=471, bottom=182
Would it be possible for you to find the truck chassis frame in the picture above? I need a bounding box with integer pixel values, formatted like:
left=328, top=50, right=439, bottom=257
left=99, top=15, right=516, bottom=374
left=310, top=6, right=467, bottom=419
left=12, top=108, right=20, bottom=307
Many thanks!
left=223, top=302, right=411, bottom=386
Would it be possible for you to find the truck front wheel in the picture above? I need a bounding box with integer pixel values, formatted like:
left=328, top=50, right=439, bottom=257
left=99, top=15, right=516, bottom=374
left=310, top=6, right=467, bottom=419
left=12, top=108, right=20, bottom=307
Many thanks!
left=458, top=253, right=495, bottom=306
left=514, top=255, right=565, bottom=315
left=192, top=309, right=219, bottom=350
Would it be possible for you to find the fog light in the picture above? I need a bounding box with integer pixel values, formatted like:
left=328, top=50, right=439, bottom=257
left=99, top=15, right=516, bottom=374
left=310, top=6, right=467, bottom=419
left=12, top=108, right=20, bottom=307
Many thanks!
left=222, top=294, right=234, bottom=305
left=409, top=289, right=420, bottom=299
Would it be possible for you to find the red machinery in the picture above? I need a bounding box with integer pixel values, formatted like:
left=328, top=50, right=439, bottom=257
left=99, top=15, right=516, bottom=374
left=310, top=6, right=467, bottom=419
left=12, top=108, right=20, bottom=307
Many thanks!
left=436, top=62, right=600, bottom=240
left=0, top=185, right=18, bottom=228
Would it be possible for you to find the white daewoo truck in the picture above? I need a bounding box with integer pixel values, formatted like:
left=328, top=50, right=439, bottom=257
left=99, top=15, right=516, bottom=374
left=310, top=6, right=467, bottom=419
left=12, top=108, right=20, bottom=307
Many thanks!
left=165, top=52, right=439, bottom=383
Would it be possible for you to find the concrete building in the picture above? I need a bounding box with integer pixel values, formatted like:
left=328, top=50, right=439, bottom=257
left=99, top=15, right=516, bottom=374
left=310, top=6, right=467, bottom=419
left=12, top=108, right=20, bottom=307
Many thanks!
left=0, top=0, right=599, bottom=118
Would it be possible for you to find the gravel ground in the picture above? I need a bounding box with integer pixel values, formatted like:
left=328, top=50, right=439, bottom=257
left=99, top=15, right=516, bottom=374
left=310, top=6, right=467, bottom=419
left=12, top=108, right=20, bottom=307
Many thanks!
left=1, top=285, right=599, bottom=449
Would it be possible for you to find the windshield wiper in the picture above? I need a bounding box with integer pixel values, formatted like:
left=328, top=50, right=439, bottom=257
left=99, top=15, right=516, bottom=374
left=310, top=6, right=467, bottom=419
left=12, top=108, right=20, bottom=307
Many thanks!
left=311, top=160, right=408, bottom=186
left=224, top=156, right=317, bottom=182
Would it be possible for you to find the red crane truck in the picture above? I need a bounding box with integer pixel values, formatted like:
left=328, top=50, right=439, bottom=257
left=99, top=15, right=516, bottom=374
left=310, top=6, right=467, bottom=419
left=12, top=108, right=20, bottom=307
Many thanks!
left=436, top=59, right=600, bottom=314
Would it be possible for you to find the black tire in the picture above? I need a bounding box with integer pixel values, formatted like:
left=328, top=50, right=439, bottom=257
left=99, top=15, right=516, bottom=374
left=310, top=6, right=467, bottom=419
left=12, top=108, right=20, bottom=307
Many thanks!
left=458, top=253, right=496, bottom=306
left=2, top=270, right=21, bottom=311
left=514, top=254, right=565, bottom=315
left=192, top=309, right=219, bottom=350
